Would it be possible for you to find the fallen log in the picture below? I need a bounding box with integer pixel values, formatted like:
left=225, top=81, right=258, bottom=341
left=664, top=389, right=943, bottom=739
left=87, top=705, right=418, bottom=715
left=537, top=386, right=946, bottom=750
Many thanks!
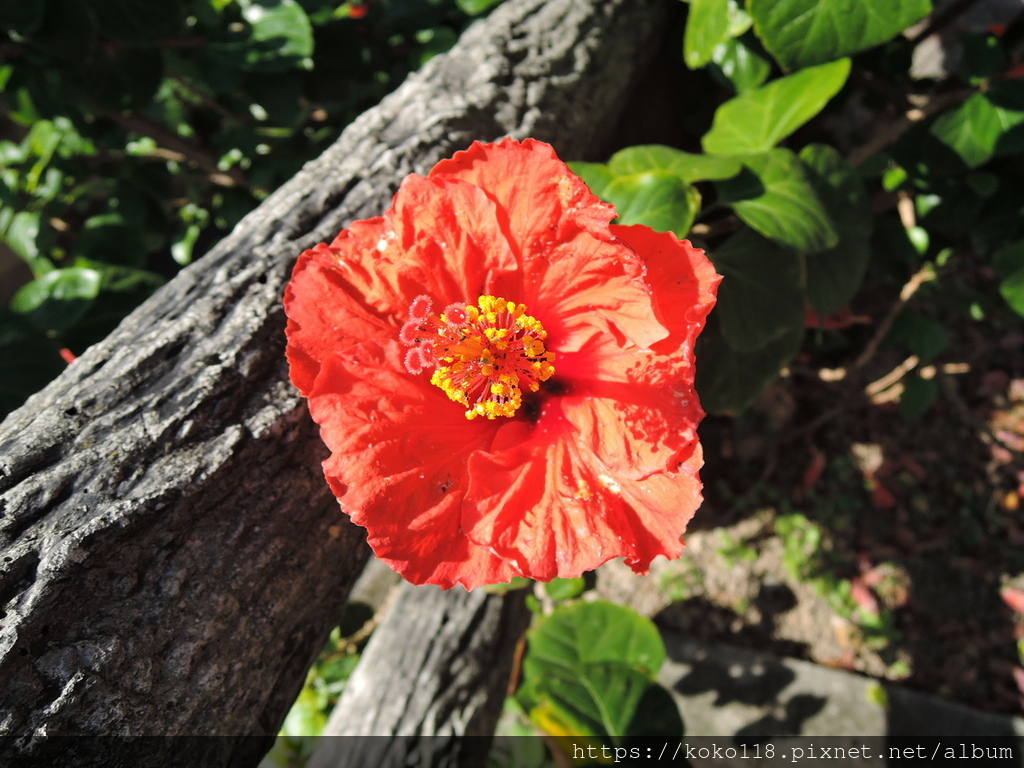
left=0, top=0, right=672, bottom=765
left=308, top=583, right=531, bottom=768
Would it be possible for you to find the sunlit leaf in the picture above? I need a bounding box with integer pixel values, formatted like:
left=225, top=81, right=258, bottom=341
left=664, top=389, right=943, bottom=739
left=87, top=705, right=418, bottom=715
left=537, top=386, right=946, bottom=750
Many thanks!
left=702, top=59, right=850, bottom=155
left=210, top=0, right=314, bottom=71
left=569, top=162, right=616, bottom=199
left=710, top=34, right=772, bottom=93
left=532, top=663, right=683, bottom=743
left=455, top=0, right=504, bottom=14
left=684, top=0, right=731, bottom=69
left=999, top=266, right=1024, bottom=318
left=11, top=267, right=102, bottom=335
left=930, top=82, right=1024, bottom=168
left=748, top=0, right=931, bottom=70
left=603, top=171, right=701, bottom=237
left=608, top=144, right=741, bottom=183
left=542, top=577, right=586, bottom=601
left=522, top=601, right=666, bottom=681
left=717, top=148, right=837, bottom=252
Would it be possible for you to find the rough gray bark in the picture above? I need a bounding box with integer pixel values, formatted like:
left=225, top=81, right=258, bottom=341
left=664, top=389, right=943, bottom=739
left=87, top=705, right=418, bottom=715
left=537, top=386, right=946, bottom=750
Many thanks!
left=308, top=584, right=531, bottom=768
left=0, top=0, right=671, bottom=765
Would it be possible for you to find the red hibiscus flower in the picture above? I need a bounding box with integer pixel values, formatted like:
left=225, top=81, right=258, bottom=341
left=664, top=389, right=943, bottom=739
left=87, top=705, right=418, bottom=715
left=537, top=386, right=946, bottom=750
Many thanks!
left=284, top=138, right=720, bottom=589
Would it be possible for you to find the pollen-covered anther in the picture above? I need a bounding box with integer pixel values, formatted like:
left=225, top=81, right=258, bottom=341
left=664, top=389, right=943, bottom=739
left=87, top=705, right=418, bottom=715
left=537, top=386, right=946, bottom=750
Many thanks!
left=400, top=294, right=556, bottom=419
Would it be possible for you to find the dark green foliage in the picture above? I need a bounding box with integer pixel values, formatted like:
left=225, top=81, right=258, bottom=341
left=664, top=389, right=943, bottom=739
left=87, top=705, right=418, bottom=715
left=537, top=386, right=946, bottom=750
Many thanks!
left=584, top=0, right=1024, bottom=416
left=1, top=0, right=495, bottom=418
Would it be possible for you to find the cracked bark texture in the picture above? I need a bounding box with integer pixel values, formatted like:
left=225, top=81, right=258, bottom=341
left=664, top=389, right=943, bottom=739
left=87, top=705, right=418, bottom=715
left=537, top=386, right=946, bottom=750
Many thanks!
left=308, top=584, right=531, bottom=768
left=0, top=0, right=671, bottom=765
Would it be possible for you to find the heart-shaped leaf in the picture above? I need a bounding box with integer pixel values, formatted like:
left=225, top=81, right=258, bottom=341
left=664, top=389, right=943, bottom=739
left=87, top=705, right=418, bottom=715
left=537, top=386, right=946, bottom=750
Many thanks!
left=748, top=0, right=931, bottom=71
left=930, top=82, right=1024, bottom=168
left=717, top=148, right=838, bottom=252
left=702, top=59, right=850, bottom=155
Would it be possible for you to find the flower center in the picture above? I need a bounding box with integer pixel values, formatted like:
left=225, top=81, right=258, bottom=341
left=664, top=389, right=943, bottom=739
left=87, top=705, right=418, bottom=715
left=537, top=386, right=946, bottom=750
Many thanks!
left=400, top=294, right=556, bottom=420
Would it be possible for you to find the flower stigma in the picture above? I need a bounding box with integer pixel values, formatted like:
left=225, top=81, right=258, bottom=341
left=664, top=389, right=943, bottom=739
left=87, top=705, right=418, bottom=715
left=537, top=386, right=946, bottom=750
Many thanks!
left=400, top=294, right=556, bottom=420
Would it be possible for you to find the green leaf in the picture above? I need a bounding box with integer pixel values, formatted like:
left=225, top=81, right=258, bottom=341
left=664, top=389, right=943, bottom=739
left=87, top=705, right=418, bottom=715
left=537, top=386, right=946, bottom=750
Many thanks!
left=899, top=374, right=938, bottom=420
left=748, top=0, right=931, bottom=71
left=172, top=224, right=202, bottom=266
left=684, top=0, right=731, bottom=69
left=542, top=577, right=586, bottom=601
left=531, top=663, right=683, bottom=743
left=483, top=576, right=532, bottom=594
left=60, top=263, right=165, bottom=351
left=716, top=148, right=837, bottom=252
left=522, top=601, right=666, bottom=685
left=3, top=210, right=49, bottom=273
left=603, top=171, right=701, bottom=237
left=211, top=0, right=315, bottom=72
left=710, top=34, right=772, bottom=93
left=886, top=312, right=947, bottom=362
left=455, top=0, right=504, bottom=14
left=702, top=59, right=850, bottom=155
left=11, top=267, right=102, bottom=335
left=280, top=685, right=327, bottom=736
left=709, top=227, right=804, bottom=352
left=1000, top=266, right=1024, bottom=318
left=930, top=82, right=1024, bottom=168
left=695, top=313, right=803, bottom=414
left=19, top=121, right=63, bottom=195
left=87, top=0, right=185, bottom=43
left=608, top=145, right=741, bottom=183
left=799, top=144, right=873, bottom=314
left=568, top=162, right=616, bottom=199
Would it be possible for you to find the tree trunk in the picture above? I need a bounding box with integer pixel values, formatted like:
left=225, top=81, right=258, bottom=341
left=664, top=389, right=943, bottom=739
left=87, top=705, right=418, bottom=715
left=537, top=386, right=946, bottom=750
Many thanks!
left=308, top=584, right=531, bottom=768
left=0, top=0, right=671, bottom=765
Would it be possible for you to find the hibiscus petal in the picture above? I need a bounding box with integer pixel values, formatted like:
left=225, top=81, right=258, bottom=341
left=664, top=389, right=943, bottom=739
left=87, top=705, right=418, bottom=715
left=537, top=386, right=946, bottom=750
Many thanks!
left=462, top=415, right=703, bottom=580
left=429, top=138, right=670, bottom=352
left=559, top=350, right=703, bottom=480
left=388, top=174, right=520, bottom=303
left=553, top=227, right=718, bottom=480
left=611, top=224, right=721, bottom=354
left=307, top=345, right=517, bottom=589
left=285, top=239, right=397, bottom=395
left=285, top=174, right=524, bottom=395
left=284, top=139, right=720, bottom=590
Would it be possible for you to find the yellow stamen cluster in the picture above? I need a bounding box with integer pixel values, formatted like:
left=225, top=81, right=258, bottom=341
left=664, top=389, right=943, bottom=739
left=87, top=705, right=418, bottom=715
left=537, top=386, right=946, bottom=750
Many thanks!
left=401, top=295, right=555, bottom=420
